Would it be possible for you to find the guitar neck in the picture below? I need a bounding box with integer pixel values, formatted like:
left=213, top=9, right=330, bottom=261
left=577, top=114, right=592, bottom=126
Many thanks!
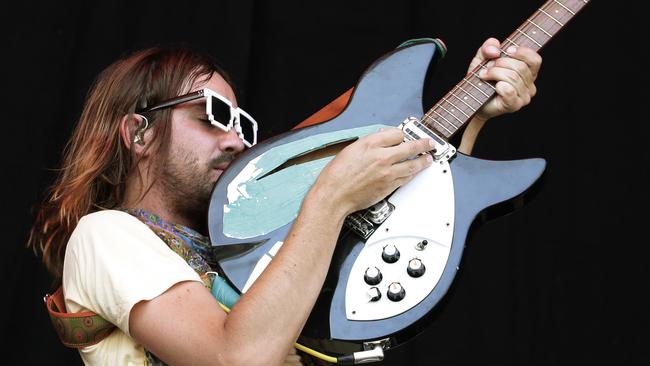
left=422, top=0, right=590, bottom=140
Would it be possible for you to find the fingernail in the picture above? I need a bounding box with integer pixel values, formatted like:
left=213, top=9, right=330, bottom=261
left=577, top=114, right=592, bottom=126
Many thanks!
left=507, top=46, right=517, bottom=54
left=428, top=139, right=435, bottom=148
left=426, top=154, right=433, bottom=164
left=487, top=46, right=500, bottom=54
left=479, top=68, right=487, bottom=77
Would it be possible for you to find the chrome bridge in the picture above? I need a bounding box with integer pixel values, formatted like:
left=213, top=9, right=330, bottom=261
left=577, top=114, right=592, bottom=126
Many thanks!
left=344, top=200, right=395, bottom=239
left=399, top=117, right=456, bottom=163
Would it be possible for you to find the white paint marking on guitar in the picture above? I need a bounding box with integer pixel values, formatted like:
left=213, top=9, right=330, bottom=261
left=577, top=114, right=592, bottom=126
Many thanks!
left=227, top=154, right=264, bottom=202
left=241, top=240, right=284, bottom=293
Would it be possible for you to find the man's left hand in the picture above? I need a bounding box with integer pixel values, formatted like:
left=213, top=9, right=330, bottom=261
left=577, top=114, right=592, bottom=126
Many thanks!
left=468, top=37, right=542, bottom=121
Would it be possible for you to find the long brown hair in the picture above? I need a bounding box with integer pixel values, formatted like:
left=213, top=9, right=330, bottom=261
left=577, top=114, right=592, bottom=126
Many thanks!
left=29, top=45, right=231, bottom=280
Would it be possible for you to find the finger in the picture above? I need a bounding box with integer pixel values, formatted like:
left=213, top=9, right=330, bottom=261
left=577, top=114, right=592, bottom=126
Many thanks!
left=494, top=81, right=525, bottom=112
left=492, top=57, right=534, bottom=89
left=479, top=66, right=528, bottom=102
left=364, top=127, right=405, bottom=147
left=392, top=153, right=433, bottom=179
left=505, top=46, right=542, bottom=79
left=387, top=137, right=435, bottom=163
left=467, top=37, right=501, bottom=73
left=392, top=173, right=418, bottom=190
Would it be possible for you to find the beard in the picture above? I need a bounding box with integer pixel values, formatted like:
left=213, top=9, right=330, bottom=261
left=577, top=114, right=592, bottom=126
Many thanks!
left=157, top=148, right=236, bottom=230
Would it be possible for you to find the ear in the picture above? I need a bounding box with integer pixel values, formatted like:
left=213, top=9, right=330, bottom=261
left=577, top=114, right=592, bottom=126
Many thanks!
left=119, top=114, right=149, bottom=155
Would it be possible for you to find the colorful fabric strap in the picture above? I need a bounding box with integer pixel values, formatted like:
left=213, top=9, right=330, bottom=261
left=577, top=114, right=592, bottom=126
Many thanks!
left=44, top=287, right=116, bottom=348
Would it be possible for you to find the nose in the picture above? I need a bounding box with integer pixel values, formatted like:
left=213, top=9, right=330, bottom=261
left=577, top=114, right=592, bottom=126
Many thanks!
left=219, top=128, right=246, bottom=154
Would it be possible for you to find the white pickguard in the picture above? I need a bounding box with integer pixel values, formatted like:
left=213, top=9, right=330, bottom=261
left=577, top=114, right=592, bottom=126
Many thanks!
left=344, top=160, right=455, bottom=320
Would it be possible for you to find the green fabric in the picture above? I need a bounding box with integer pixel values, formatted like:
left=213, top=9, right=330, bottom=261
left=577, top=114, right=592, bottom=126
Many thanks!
left=47, top=298, right=115, bottom=348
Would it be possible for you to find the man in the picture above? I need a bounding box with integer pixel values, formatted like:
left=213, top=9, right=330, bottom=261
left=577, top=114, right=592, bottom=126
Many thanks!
left=30, top=38, right=541, bottom=365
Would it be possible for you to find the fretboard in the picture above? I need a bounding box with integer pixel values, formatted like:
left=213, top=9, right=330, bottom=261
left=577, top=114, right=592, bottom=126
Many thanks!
left=422, top=0, right=590, bottom=140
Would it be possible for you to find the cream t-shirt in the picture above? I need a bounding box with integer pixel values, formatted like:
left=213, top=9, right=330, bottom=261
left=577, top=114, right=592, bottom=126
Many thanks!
left=62, top=210, right=202, bottom=365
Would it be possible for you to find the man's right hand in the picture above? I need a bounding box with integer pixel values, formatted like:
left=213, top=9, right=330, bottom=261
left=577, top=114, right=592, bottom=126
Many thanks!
left=309, top=127, right=434, bottom=217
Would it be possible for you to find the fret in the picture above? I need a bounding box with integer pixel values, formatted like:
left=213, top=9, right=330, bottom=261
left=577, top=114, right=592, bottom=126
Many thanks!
left=435, top=103, right=465, bottom=125
left=435, top=121, right=455, bottom=136
left=430, top=109, right=459, bottom=129
left=440, top=97, right=472, bottom=118
left=516, top=27, right=543, bottom=48
left=545, top=2, right=574, bottom=23
left=469, top=70, right=497, bottom=92
left=423, top=115, right=454, bottom=136
left=555, top=0, right=583, bottom=15
left=510, top=24, right=544, bottom=50
left=454, top=84, right=484, bottom=106
left=553, top=0, right=575, bottom=15
left=526, top=16, right=556, bottom=40
left=504, top=37, right=520, bottom=48
left=445, top=93, right=477, bottom=113
left=526, top=19, right=552, bottom=38
left=463, top=77, right=491, bottom=98
left=427, top=108, right=462, bottom=133
left=524, top=22, right=551, bottom=47
left=539, top=8, right=564, bottom=26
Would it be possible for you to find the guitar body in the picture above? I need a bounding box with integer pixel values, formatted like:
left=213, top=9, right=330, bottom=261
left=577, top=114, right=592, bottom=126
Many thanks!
left=207, top=40, right=546, bottom=352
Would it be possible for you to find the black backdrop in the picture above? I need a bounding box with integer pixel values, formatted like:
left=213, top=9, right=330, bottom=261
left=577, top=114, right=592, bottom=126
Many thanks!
left=3, top=1, right=649, bottom=365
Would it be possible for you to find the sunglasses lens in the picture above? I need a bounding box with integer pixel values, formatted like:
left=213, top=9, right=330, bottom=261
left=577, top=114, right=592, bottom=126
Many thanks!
left=210, top=96, right=232, bottom=128
left=238, top=112, right=257, bottom=146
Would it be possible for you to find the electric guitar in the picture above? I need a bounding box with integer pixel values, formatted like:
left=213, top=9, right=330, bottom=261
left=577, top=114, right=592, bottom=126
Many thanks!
left=207, top=0, right=590, bottom=357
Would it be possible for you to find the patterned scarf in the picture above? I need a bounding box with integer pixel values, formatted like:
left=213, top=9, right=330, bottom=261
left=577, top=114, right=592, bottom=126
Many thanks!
left=122, top=208, right=217, bottom=365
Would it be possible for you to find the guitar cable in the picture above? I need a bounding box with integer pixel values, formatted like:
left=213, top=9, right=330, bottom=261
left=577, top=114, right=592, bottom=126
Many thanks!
left=216, top=300, right=384, bottom=364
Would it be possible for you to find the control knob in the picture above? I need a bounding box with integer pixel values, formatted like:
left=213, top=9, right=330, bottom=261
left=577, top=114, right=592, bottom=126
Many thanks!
left=382, top=244, right=400, bottom=263
left=364, top=266, right=383, bottom=285
left=407, top=258, right=426, bottom=278
left=387, top=282, right=406, bottom=302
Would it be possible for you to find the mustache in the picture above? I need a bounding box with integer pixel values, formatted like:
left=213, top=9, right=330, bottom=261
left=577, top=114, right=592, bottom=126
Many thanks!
left=210, top=152, right=238, bottom=168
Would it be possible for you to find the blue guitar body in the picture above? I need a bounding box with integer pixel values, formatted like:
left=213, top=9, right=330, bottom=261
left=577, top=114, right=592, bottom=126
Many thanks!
left=207, top=40, right=545, bottom=353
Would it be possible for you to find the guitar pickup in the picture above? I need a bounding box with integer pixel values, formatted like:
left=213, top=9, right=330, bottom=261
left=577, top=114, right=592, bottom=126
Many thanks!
left=344, top=200, right=394, bottom=239
left=399, top=117, right=456, bottom=163
left=366, top=200, right=394, bottom=224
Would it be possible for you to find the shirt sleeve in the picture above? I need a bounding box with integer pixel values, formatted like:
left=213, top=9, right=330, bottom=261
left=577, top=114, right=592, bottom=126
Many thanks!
left=62, top=210, right=203, bottom=336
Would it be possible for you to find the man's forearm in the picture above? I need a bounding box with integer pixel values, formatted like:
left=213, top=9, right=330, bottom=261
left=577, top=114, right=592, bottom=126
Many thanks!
left=458, top=115, right=488, bottom=155
left=222, top=190, right=348, bottom=365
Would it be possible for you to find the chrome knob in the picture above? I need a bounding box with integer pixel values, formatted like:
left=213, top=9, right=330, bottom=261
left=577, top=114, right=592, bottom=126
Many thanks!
left=407, top=258, right=426, bottom=278
left=387, top=282, right=405, bottom=302
left=382, top=244, right=400, bottom=263
left=364, top=266, right=383, bottom=285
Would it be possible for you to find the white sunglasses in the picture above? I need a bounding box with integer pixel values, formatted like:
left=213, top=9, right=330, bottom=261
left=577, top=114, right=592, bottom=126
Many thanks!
left=136, top=88, right=258, bottom=147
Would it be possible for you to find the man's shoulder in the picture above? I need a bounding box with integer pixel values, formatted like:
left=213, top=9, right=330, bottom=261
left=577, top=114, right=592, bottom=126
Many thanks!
left=77, top=209, right=134, bottom=226
left=70, top=209, right=148, bottom=246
